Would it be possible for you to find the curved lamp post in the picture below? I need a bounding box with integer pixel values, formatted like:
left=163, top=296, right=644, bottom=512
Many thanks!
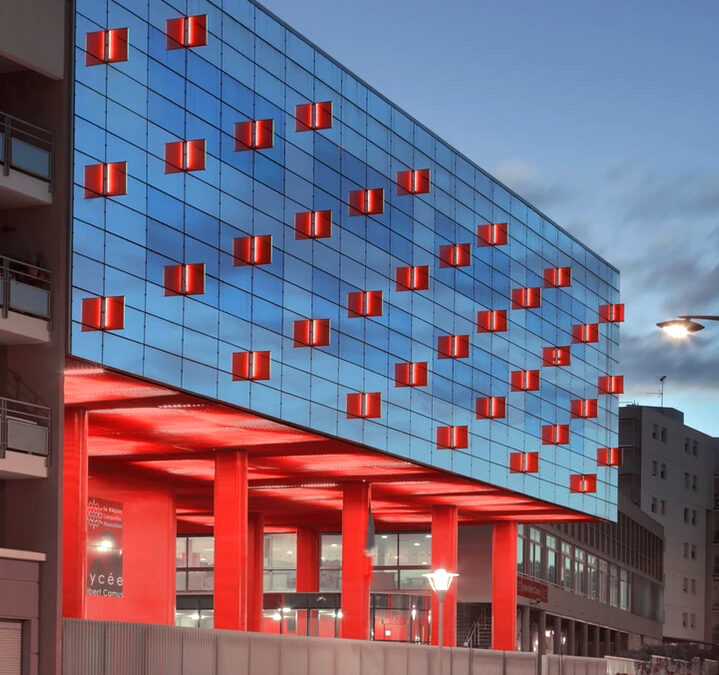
left=657, top=315, right=719, bottom=338
left=424, top=568, right=458, bottom=674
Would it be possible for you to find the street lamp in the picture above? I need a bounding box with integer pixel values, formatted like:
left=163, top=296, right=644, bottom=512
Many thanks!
left=424, top=568, right=458, bottom=673
left=657, top=315, right=719, bottom=338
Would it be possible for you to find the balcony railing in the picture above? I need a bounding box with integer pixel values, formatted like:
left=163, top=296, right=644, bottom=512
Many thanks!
left=0, top=110, right=53, bottom=185
left=0, top=255, right=51, bottom=321
left=0, top=396, right=50, bottom=463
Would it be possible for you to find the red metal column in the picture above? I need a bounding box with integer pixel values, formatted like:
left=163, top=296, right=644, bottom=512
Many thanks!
left=62, top=408, right=88, bottom=618
left=491, top=521, right=518, bottom=650
left=430, top=504, right=458, bottom=646
left=213, top=449, right=248, bottom=630
left=247, top=513, right=264, bottom=632
left=340, top=483, right=371, bottom=640
left=296, top=526, right=319, bottom=592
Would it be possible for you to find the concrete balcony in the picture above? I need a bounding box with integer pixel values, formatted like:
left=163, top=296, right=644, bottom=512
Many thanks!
left=0, top=255, right=51, bottom=344
left=0, top=396, right=50, bottom=479
left=0, top=110, right=53, bottom=209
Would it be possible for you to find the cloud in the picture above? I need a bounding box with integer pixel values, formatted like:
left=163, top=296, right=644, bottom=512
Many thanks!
left=493, top=160, right=574, bottom=211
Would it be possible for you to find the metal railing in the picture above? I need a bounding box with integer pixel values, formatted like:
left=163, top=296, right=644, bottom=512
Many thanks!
left=0, top=110, right=53, bottom=186
left=0, top=396, right=50, bottom=463
left=0, top=254, right=51, bottom=321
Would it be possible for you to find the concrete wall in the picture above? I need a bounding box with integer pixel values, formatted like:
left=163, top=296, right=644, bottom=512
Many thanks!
left=62, top=619, right=608, bottom=675
left=0, top=555, right=41, bottom=675
left=0, top=0, right=65, bottom=79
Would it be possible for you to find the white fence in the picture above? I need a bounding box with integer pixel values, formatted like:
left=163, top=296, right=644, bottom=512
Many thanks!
left=62, top=619, right=607, bottom=675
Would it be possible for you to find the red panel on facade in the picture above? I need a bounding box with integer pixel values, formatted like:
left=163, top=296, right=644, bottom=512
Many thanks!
left=394, top=362, right=428, bottom=387
left=187, top=14, right=207, bottom=47
left=572, top=323, right=599, bottom=343
left=296, top=101, right=333, bottom=131
left=437, top=334, right=470, bottom=359
left=314, top=101, right=333, bottom=129
left=346, top=392, right=381, bottom=418
left=163, top=265, right=183, bottom=296
left=104, top=296, right=125, bottom=330
left=397, top=169, right=430, bottom=195
left=295, top=103, right=313, bottom=132
left=436, top=425, right=468, bottom=449
left=570, top=474, right=597, bottom=493
left=477, top=222, right=508, bottom=246
left=541, top=424, right=569, bottom=445
left=255, top=119, right=274, bottom=149
left=83, top=163, right=105, bottom=198
left=294, top=210, right=331, bottom=239
left=349, top=189, right=384, bottom=216
left=105, top=162, right=127, bottom=196
left=510, top=370, right=540, bottom=391
left=347, top=291, right=382, bottom=317
left=164, top=141, right=184, bottom=173
left=598, top=375, right=624, bottom=394
left=511, top=287, right=541, bottom=309
left=293, top=319, right=330, bottom=347
left=81, top=297, right=103, bottom=331
left=184, top=263, right=205, bottom=295
left=476, top=396, right=506, bottom=419
left=233, top=235, right=272, bottom=265
left=542, top=346, right=570, bottom=366
left=597, top=447, right=622, bottom=467
left=107, top=28, right=129, bottom=62
left=439, top=243, right=471, bottom=268
left=85, top=30, right=106, bottom=65
left=509, top=452, right=539, bottom=473
left=185, top=139, right=206, bottom=171
left=570, top=399, right=598, bottom=418
left=395, top=265, right=429, bottom=291
left=232, top=351, right=271, bottom=381
left=543, top=267, right=571, bottom=288
left=477, top=309, right=507, bottom=333
left=599, top=303, right=625, bottom=323
left=234, top=121, right=254, bottom=151
left=166, top=17, right=185, bottom=49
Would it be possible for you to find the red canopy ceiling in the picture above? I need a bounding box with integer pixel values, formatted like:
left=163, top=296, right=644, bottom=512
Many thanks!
left=66, top=359, right=593, bottom=531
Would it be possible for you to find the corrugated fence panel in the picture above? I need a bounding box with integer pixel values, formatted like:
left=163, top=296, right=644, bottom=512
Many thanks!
left=62, top=619, right=610, bottom=675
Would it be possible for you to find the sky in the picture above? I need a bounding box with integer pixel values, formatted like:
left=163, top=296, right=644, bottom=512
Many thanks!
left=260, top=0, right=719, bottom=437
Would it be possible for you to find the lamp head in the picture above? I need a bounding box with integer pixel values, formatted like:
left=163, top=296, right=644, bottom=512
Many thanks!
left=423, top=568, right=458, bottom=595
left=656, top=318, right=705, bottom=338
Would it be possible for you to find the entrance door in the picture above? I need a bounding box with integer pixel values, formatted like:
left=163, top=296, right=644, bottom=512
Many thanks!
left=0, top=621, right=22, bottom=675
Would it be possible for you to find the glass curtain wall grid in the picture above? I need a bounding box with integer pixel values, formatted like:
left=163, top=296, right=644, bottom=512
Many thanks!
left=70, top=0, right=621, bottom=519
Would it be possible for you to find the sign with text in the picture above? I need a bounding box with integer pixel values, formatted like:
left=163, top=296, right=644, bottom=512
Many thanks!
left=517, top=575, right=548, bottom=603
left=86, top=497, right=124, bottom=598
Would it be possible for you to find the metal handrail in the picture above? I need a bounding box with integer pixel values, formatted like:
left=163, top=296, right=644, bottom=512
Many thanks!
left=0, top=254, right=52, bottom=321
left=0, top=109, right=53, bottom=186
left=0, top=395, right=51, bottom=464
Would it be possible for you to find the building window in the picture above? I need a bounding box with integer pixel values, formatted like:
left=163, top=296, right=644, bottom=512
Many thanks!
left=546, top=535, right=557, bottom=585
left=598, top=559, right=608, bottom=603
left=587, top=554, right=598, bottom=600
left=295, top=101, right=333, bottom=131
left=264, top=532, right=297, bottom=591
left=235, top=119, right=274, bottom=150
left=683, top=542, right=689, bottom=558
left=85, top=28, right=129, bottom=65
left=682, top=577, right=688, bottom=593
left=619, top=569, right=630, bottom=610
left=436, top=425, right=468, bottom=450
left=651, top=460, right=657, bottom=476
left=348, top=188, right=384, bottom=216
left=561, top=542, right=572, bottom=590
left=476, top=222, right=507, bottom=246
left=651, top=498, right=657, bottom=513
left=166, top=15, right=207, bottom=49
left=684, top=472, right=690, bottom=489
left=692, top=475, right=697, bottom=491
left=574, top=548, right=586, bottom=595
left=609, top=565, right=619, bottom=607
left=396, top=168, right=430, bottom=195
left=294, top=210, right=332, bottom=239
left=319, top=534, right=342, bottom=591
left=529, top=528, right=543, bottom=579
left=396, top=265, right=430, bottom=291
left=691, top=509, right=697, bottom=525
left=394, top=362, right=428, bottom=387
left=659, top=463, right=666, bottom=479
left=692, top=440, right=698, bottom=456
left=685, top=437, right=690, bottom=454
left=660, top=427, right=667, bottom=442
left=690, top=613, right=696, bottom=629
left=690, top=578, right=696, bottom=594
left=682, top=612, right=687, bottom=628
left=684, top=507, right=689, bottom=522
left=652, top=424, right=658, bottom=440
left=176, top=535, right=214, bottom=592
left=659, top=500, right=666, bottom=515
left=691, top=545, right=697, bottom=560
left=439, top=243, right=471, bottom=268
left=517, top=525, right=526, bottom=576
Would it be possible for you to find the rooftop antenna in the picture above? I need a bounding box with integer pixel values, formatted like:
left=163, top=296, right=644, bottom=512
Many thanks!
left=658, top=376, right=666, bottom=408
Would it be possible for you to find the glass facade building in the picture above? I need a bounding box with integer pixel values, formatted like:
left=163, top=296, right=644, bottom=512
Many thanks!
left=70, top=0, right=620, bottom=520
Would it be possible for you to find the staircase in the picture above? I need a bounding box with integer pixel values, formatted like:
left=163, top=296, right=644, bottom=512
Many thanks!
left=458, top=602, right=491, bottom=648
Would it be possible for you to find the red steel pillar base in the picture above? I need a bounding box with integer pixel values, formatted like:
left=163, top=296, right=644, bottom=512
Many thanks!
left=62, top=408, right=88, bottom=618
left=431, top=505, right=458, bottom=646
left=340, top=483, right=371, bottom=640
left=491, top=521, right=518, bottom=650
left=213, top=449, right=249, bottom=630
